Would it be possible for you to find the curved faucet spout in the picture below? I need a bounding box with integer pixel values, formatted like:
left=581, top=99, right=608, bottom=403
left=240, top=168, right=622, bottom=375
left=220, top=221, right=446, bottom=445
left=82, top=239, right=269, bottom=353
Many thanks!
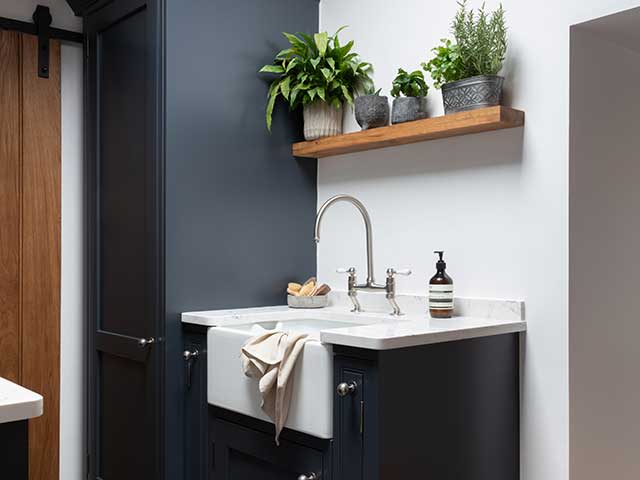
left=314, top=194, right=377, bottom=287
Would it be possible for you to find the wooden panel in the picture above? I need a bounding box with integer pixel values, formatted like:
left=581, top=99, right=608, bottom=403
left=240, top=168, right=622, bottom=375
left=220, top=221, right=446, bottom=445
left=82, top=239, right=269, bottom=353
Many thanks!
left=20, top=35, right=61, bottom=480
left=0, top=31, right=22, bottom=384
left=292, top=106, right=525, bottom=158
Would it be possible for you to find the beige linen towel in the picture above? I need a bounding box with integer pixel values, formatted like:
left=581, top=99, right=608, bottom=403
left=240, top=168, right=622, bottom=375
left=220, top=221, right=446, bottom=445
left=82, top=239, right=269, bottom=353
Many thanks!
left=241, top=330, right=309, bottom=444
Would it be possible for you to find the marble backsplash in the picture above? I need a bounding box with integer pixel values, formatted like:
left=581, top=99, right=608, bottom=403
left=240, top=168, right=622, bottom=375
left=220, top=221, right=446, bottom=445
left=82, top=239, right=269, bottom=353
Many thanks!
left=327, top=291, right=524, bottom=322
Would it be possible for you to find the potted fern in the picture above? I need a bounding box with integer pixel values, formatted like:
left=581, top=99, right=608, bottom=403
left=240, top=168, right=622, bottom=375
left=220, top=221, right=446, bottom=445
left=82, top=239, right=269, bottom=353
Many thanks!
left=260, top=28, right=373, bottom=140
left=423, top=1, right=507, bottom=114
left=390, top=69, right=429, bottom=124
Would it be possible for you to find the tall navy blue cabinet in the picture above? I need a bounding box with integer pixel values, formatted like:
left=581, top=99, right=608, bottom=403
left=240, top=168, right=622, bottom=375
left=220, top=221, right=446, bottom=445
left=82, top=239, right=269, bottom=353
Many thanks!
left=83, top=1, right=319, bottom=479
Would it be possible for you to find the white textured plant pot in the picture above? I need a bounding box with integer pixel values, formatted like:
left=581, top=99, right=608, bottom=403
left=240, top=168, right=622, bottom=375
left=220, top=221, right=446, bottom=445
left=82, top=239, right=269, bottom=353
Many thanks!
left=303, top=101, right=343, bottom=140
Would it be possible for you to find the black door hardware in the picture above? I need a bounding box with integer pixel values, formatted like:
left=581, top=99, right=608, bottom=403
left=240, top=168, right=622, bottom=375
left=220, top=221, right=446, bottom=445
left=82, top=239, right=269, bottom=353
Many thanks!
left=33, top=6, right=52, bottom=78
left=0, top=6, right=83, bottom=79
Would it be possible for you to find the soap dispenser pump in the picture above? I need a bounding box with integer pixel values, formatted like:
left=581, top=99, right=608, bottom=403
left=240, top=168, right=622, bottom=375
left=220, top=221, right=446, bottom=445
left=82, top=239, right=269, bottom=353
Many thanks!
left=429, top=251, right=454, bottom=318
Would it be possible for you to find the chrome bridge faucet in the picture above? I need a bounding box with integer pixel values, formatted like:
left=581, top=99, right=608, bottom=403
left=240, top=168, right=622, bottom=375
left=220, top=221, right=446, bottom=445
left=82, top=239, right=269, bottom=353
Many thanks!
left=314, top=194, right=411, bottom=315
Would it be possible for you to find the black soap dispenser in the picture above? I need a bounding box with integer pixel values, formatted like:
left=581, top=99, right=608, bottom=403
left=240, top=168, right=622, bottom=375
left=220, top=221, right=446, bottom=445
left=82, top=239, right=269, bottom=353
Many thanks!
left=429, top=251, right=454, bottom=318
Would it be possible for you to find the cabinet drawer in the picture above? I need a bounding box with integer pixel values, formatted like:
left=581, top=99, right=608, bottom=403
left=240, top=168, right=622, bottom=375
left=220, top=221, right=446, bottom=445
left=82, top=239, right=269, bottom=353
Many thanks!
left=214, top=418, right=326, bottom=480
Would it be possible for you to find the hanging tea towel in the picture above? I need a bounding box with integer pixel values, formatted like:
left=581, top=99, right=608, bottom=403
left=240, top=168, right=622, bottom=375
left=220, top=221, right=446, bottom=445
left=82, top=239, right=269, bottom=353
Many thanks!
left=241, top=330, right=309, bottom=444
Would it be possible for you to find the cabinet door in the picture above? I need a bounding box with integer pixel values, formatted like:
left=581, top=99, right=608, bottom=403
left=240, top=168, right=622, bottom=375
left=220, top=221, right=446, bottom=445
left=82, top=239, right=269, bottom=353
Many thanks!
left=334, top=367, right=364, bottom=480
left=183, top=335, right=209, bottom=480
left=85, top=1, right=164, bottom=479
left=214, top=419, right=324, bottom=480
left=333, top=355, right=379, bottom=480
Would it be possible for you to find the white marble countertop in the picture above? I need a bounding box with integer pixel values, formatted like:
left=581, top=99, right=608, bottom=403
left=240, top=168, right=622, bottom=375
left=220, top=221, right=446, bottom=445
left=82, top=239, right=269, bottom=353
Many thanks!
left=317, top=315, right=525, bottom=350
left=0, top=377, right=43, bottom=424
left=182, top=294, right=526, bottom=350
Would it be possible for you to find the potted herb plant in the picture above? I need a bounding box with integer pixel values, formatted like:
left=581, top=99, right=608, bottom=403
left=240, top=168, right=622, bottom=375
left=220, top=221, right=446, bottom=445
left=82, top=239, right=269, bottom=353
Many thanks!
left=423, top=1, right=507, bottom=114
left=260, top=27, right=373, bottom=140
left=354, top=87, right=389, bottom=130
left=390, top=69, right=429, bottom=124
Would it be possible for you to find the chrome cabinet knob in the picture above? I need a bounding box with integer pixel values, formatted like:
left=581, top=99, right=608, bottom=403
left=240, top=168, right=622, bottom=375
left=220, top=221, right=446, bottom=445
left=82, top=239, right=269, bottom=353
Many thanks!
left=337, top=381, right=357, bottom=397
left=298, top=473, right=318, bottom=480
left=184, top=349, right=200, bottom=389
left=138, top=337, right=155, bottom=348
left=183, top=349, right=199, bottom=361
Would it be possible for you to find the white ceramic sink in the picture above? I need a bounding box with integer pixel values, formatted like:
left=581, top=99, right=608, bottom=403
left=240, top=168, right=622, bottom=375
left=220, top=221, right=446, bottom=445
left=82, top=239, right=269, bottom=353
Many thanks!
left=208, top=316, right=368, bottom=439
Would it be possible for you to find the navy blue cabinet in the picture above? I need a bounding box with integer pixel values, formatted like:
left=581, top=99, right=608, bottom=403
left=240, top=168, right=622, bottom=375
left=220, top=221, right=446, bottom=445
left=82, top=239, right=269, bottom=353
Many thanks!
left=0, top=420, right=29, bottom=480
left=332, top=334, right=520, bottom=480
left=333, top=357, right=372, bottom=480
left=211, top=408, right=333, bottom=480
left=206, top=334, right=519, bottom=480
left=84, top=0, right=318, bottom=478
left=183, top=331, right=209, bottom=480
left=214, top=419, right=327, bottom=480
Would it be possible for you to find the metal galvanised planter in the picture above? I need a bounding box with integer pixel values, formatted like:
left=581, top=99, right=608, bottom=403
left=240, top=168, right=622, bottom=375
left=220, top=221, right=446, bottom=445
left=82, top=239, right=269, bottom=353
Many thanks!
left=441, top=75, right=504, bottom=114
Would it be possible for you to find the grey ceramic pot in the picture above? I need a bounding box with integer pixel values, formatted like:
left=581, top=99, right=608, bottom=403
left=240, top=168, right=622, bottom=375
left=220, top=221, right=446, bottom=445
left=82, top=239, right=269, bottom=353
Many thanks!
left=391, top=96, right=428, bottom=124
left=355, top=95, right=390, bottom=130
left=441, top=75, right=504, bottom=114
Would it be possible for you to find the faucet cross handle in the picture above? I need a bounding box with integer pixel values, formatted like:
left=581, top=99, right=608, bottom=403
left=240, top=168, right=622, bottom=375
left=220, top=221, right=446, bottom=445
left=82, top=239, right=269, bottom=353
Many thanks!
left=385, top=268, right=412, bottom=316
left=387, top=268, right=412, bottom=277
left=337, top=267, right=357, bottom=276
left=337, top=267, right=362, bottom=313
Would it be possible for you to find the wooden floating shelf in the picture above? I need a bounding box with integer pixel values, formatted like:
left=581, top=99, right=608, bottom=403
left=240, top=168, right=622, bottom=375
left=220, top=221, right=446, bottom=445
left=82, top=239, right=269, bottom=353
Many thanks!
left=293, top=106, right=525, bottom=159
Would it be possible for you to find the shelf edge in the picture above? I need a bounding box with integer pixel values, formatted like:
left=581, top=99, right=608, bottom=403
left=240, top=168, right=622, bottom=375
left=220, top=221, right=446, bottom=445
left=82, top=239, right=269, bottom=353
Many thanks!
left=292, top=106, right=524, bottom=159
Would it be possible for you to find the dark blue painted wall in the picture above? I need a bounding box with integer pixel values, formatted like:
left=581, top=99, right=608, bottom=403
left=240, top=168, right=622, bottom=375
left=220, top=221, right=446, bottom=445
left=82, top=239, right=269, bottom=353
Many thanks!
left=164, top=1, right=319, bottom=478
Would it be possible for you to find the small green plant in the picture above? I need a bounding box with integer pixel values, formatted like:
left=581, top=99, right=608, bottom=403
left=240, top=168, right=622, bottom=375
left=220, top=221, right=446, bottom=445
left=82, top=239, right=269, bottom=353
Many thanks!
left=423, top=1, right=507, bottom=88
left=422, top=39, right=465, bottom=89
left=362, top=86, right=382, bottom=96
left=390, top=69, right=429, bottom=98
left=259, top=27, right=373, bottom=131
left=452, top=0, right=507, bottom=77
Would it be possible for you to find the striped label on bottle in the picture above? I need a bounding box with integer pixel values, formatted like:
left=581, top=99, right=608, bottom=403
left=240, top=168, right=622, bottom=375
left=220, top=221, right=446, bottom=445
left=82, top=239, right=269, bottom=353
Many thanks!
left=429, top=284, right=454, bottom=310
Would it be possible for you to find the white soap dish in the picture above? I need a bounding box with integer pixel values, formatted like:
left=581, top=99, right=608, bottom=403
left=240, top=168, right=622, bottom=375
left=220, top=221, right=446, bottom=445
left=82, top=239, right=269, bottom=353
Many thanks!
left=287, top=295, right=329, bottom=309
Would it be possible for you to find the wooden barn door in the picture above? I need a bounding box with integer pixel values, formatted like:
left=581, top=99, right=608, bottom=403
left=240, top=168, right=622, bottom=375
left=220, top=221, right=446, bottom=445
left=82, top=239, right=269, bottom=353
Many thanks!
left=0, top=30, right=61, bottom=480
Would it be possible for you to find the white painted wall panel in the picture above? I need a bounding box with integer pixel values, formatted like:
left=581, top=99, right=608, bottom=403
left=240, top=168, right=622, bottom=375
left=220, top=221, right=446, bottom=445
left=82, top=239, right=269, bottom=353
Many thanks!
left=318, top=2, right=640, bottom=480
left=570, top=15, right=640, bottom=480
left=61, top=41, right=85, bottom=480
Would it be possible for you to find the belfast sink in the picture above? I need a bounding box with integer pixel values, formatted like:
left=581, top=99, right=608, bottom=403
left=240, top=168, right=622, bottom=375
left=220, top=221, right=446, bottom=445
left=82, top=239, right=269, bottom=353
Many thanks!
left=207, top=316, right=370, bottom=439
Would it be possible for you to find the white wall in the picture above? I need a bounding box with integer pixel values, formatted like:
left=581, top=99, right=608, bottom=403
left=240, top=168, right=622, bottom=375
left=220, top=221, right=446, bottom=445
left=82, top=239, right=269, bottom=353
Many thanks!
left=61, top=41, right=85, bottom=480
left=318, top=1, right=640, bottom=480
left=0, top=1, right=83, bottom=479
left=570, top=12, right=640, bottom=479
